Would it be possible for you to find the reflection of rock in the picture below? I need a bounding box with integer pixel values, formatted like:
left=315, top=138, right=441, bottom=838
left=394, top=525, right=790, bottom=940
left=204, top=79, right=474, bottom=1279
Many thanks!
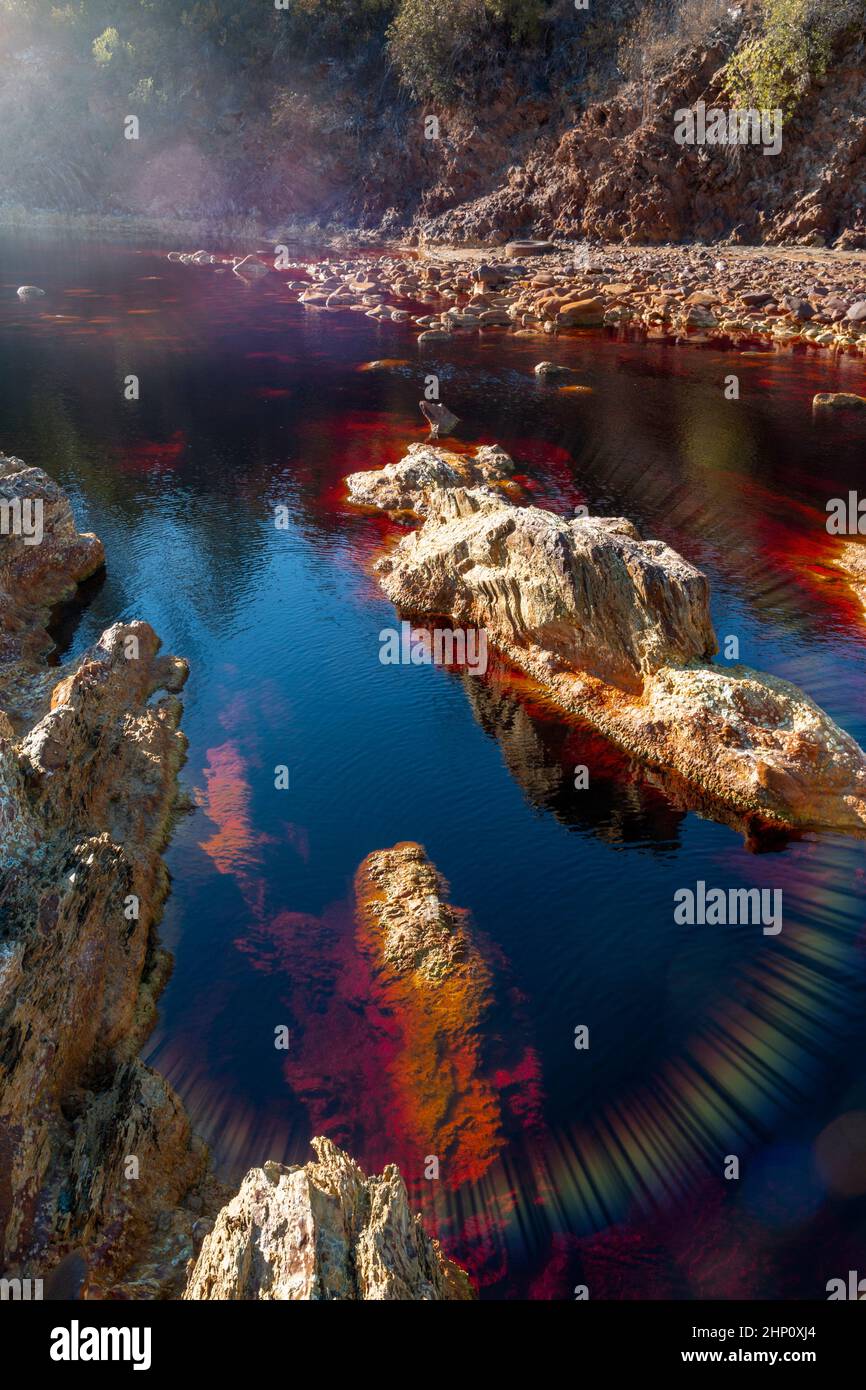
left=460, top=662, right=687, bottom=847
left=355, top=842, right=502, bottom=1186
left=358, top=451, right=866, bottom=834
left=346, top=442, right=517, bottom=520
left=184, top=1137, right=473, bottom=1300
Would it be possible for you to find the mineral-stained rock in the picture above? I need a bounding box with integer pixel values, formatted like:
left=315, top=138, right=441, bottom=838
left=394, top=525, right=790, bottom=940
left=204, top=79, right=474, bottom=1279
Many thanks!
left=359, top=457, right=866, bottom=834
left=354, top=842, right=502, bottom=1183
left=183, top=1137, right=473, bottom=1300
left=345, top=442, right=518, bottom=519
left=419, top=399, right=460, bottom=439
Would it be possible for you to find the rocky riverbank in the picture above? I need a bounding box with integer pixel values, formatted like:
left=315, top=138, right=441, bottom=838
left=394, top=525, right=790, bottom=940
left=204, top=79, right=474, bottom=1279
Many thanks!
left=0, top=454, right=466, bottom=1300
left=348, top=445, right=866, bottom=838
left=166, top=242, right=866, bottom=360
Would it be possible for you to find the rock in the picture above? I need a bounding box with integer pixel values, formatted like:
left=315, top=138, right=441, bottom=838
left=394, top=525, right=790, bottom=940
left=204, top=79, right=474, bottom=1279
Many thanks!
left=354, top=842, right=505, bottom=1183
left=741, top=291, right=776, bottom=307
left=345, top=442, right=516, bottom=518
left=0, top=453, right=104, bottom=693
left=416, top=329, right=452, bottom=344
left=232, top=255, right=269, bottom=276
left=183, top=1137, right=473, bottom=1300
left=0, top=456, right=221, bottom=1299
left=16, top=286, right=45, bottom=301
left=781, top=295, right=815, bottom=320
left=682, top=303, right=718, bottom=329
left=534, top=361, right=579, bottom=380
left=846, top=299, right=866, bottom=322
left=813, top=393, right=866, bottom=412
left=419, top=399, right=460, bottom=438
left=359, top=455, right=866, bottom=834
left=556, top=296, right=607, bottom=327
left=375, top=485, right=715, bottom=691
left=0, top=619, right=207, bottom=1292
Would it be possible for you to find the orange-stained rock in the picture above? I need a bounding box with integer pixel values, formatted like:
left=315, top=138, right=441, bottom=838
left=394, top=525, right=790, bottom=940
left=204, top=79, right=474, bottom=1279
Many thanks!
left=355, top=842, right=502, bottom=1186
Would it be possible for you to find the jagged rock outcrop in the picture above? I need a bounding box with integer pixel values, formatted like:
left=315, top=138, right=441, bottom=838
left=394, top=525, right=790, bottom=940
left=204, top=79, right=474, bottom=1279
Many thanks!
left=184, top=1137, right=473, bottom=1301
left=416, top=26, right=866, bottom=250
left=356, top=452, right=866, bottom=834
left=0, top=622, right=215, bottom=1296
left=346, top=442, right=519, bottom=520
left=0, top=454, right=104, bottom=715
left=0, top=457, right=218, bottom=1298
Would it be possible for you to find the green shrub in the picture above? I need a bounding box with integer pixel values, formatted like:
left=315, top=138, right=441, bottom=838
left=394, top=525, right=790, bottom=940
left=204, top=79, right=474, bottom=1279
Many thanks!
left=387, top=0, right=548, bottom=102
left=723, top=0, right=864, bottom=115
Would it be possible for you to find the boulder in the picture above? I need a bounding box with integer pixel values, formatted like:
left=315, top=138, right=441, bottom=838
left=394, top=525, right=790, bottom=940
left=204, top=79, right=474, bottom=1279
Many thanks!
left=345, top=442, right=516, bottom=518
left=419, top=399, right=460, bottom=438
left=375, top=488, right=715, bottom=691
left=358, top=454, right=866, bottom=834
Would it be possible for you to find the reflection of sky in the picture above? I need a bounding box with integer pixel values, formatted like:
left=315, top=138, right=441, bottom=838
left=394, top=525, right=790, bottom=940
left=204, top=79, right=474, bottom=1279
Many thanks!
left=2, top=231, right=866, bottom=1298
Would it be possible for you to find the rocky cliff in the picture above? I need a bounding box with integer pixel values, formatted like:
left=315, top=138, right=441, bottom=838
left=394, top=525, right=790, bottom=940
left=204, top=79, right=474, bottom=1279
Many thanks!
left=351, top=448, right=866, bottom=836
left=0, top=451, right=213, bottom=1295
left=184, top=1136, right=473, bottom=1301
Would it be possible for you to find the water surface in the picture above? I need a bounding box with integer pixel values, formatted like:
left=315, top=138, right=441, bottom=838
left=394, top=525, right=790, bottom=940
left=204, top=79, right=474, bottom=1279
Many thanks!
left=2, top=229, right=866, bottom=1299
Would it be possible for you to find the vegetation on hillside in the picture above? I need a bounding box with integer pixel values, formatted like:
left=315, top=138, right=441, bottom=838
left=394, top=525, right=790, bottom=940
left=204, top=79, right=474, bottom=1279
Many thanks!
left=0, top=0, right=863, bottom=222
left=722, top=0, right=865, bottom=115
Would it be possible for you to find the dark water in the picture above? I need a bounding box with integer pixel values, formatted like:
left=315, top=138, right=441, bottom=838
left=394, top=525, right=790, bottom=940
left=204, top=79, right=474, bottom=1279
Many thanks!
left=2, top=229, right=866, bottom=1300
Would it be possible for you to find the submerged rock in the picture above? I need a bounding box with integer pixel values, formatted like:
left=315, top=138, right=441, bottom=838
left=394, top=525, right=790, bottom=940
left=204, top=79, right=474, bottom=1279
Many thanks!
left=16, top=285, right=45, bottom=301
left=813, top=392, right=866, bottom=412
left=184, top=1137, right=473, bottom=1300
left=356, top=450, right=866, bottom=835
left=354, top=842, right=504, bottom=1184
